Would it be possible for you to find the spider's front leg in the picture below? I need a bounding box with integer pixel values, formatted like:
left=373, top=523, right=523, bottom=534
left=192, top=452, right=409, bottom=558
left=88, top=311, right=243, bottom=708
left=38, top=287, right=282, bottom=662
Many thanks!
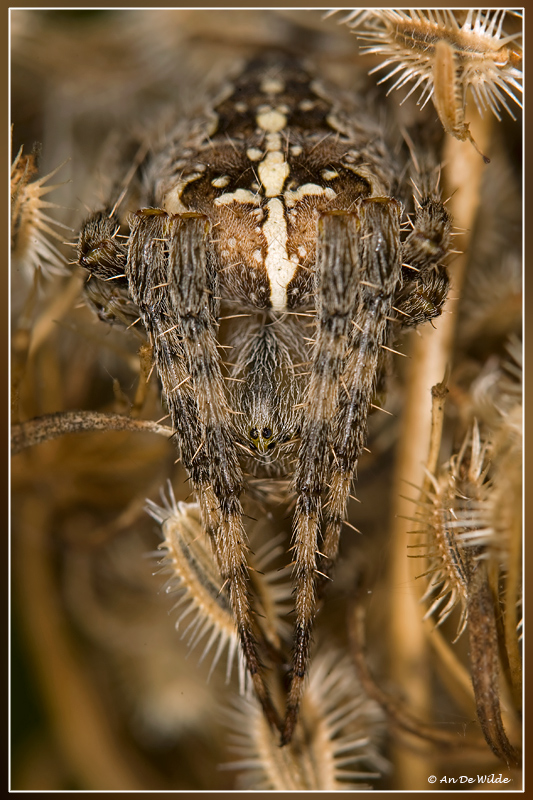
left=314, top=193, right=451, bottom=596
left=395, top=196, right=451, bottom=327
left=124, top=209, right=282, bottom=732
left=283, top=199, right=403, bottom=745
left=78, top=210, right=140, bottom=327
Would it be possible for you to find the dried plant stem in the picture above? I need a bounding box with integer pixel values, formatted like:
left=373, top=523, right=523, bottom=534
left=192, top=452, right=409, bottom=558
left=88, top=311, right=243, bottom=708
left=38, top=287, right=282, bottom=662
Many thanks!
left=130, top=343, right=154, bottom=417
left=388, top=107, right=491, bottom=786
left=502, top=515, right=522, bottom=709
left=466, top=560, right=521, bottom=767
left=11, top=411, right=172, bottom=455
left=425, top=382, right=448, bottom=477
left=13, top=497, right=165, bottom=789
left=443, top=108, right=520, bottom=767
left=27, top=273, right=83, bottom=358
left=388, top=333, right=452, bottom=788
left=422, top=618, right=476, bottom=713
left=348, top=605, right=487, bottom=753
left=409, top=385, right=477, bottom=713
left=11, top=272, right=40, bottom=423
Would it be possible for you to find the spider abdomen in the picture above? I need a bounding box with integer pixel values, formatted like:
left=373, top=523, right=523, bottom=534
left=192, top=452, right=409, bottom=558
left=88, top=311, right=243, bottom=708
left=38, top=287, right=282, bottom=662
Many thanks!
left=153, top=54, right=394, bottom=312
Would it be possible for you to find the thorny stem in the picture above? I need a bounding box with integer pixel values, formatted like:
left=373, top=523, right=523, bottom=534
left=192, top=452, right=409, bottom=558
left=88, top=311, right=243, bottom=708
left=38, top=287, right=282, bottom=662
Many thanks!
left=11, top=411, right=173, bottom=455
left=466, top=559, right=521, bottom=767
left=502, top=512, right=523, bottom=709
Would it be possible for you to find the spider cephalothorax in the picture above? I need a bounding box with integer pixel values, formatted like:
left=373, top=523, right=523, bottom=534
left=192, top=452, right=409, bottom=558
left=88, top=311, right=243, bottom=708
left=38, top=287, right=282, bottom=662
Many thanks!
left=78, top=51, right=451, bottom=744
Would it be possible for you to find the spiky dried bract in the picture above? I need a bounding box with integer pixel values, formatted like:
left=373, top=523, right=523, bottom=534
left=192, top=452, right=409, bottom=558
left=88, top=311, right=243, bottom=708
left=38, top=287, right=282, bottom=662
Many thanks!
left=411, top=465, right=471, bottom=640
left=335, top=9, right=522, bottom=151
left=148, top=483, right=292, bottom=690
left=148, top=485, right=244, bottom=688
left=488, top=344, right=522, bottom=569
left=411, top=345, right=522, bottom=639
left=223, top=649, right=386, bottom=790
left=11, top=145, right=69, bottom=278
left=409, top=421, right=495, bottom=637
left=459, top=338, right=522, bottom=567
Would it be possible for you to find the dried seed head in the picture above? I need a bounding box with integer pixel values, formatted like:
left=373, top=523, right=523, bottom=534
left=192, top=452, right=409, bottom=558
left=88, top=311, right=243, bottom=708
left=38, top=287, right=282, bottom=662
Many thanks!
left=460, top=337, right=522, bottom=569
left=472, top=338, right=522, bottom=566
left=222, top=648, right=387, bottom=790
left=409, top=466, right=471, bottom=640
left=408, top=420, right=495, bottom=638
left=147, top=485, right=245, bottom=687
left=147, top=483, right=292, bottom=690
left=410, top=350, right=522, bottom=639
left=334, top=9, right=522, bottom=155
left=11, top=144, right=70, bottom=278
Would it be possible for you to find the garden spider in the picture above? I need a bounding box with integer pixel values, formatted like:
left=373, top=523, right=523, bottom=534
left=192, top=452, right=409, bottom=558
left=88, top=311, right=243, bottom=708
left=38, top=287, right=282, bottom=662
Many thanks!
left=77, top=50, right=450, bottom=744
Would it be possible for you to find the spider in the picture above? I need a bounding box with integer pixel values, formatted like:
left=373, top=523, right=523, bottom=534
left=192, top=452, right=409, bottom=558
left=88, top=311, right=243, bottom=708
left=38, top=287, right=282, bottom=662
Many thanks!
left=76, top=51, right=451, bottom=745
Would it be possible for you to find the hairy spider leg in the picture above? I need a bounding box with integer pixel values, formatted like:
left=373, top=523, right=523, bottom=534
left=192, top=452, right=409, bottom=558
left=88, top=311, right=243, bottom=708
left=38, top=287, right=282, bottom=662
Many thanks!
left=126, top=210, right=282, bottom=733
left=394, top=195, right=451, bottom=327
left=317, top=190, right=451, bottom=602
left=283, top=208, right=371, bottom=744
left=316, top=198, right=403, bottom=593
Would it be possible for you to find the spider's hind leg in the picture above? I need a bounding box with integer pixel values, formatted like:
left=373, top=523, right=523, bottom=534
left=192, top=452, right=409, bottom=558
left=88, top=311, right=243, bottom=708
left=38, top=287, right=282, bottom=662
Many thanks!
left=125, top=209, right=282, bottom=733
left=319, top=198, right=403, bottom=584
left=282, top=199, right=403, bottom=744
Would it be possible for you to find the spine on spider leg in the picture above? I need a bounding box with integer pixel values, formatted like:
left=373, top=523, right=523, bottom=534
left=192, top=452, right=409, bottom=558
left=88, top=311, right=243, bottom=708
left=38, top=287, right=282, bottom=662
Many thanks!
left=320, top=199, right=403, bottom=589
left=283, top=211, right=362, bottom=745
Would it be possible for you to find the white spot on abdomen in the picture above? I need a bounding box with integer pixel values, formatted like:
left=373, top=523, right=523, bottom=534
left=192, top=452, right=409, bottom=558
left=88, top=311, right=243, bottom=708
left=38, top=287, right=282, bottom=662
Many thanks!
left=214, top=188, right=260, bottom=206
left=246, top=147, right=263, bottom=161
left=284, top=183, right=336, bottom=207
left=256, top=106, right=287, bottom=133
left=258, top=152, right=289, bottom=197
left=211, top=175, right=230, bottom=188
left=263, top=198, right=295, bottom=311
left=260, top=76, right=285, bottom=95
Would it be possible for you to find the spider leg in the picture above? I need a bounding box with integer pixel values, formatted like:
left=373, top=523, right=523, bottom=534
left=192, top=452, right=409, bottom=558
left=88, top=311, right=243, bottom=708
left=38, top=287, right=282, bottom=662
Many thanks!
left=77, top=210, right=140, bottom=327
left=126, top=209, right=282, bottom=732
left=316, top=191, right=450, bottom=615
left=283, top=208, right=371, bottom=744
left=318, top=194, right=450, bottom=597
left=394, top=196, right=451, bottom=327
left=319, top=199, right=403, bottom=587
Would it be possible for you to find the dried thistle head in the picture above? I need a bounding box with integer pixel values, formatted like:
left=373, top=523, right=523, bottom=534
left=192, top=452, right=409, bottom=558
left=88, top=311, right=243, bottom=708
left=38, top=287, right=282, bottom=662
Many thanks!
left=467, top=338, right=522, bottom=567
left=223, top=648, right=387, bottom=790
left=334, top=9, right=522, bottom=157
left=411, top=336, right=522, bottom=638
left=409, top=458, right=474, bottom=639
left=11, top=143, right=69, bottom=279
left=147, top=483, right=292, bottom=692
